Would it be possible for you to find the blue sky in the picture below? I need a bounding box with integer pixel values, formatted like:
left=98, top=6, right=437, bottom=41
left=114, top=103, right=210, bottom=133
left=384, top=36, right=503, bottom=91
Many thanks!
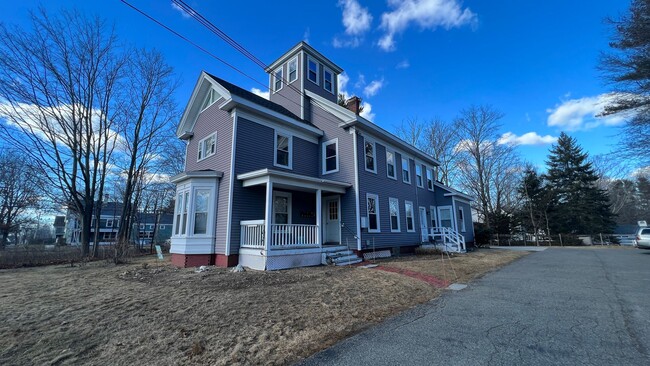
left=0, top=0, right=632, bottom=168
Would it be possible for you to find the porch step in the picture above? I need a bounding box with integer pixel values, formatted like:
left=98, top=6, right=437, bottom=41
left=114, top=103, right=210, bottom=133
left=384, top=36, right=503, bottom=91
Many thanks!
left=323, top=247, right=361, bottom=266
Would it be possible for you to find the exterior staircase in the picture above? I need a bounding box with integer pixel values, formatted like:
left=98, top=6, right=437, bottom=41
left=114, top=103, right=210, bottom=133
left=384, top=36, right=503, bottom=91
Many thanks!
left=322, top=245, right=362, bottom=266
left=424, top=227, right=467, bottom=253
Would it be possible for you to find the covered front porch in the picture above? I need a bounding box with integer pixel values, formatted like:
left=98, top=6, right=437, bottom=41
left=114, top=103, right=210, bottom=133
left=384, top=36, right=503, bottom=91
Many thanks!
left=236, top=169, right=351, bottom=270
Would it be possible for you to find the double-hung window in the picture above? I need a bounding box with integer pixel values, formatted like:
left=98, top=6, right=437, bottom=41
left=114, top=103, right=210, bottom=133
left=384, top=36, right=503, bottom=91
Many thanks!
left=323, top=67, right=334, bottom=93
left=197, top=133, right=216, bottom=161
left=386, top=151, right=396, bottom=179
left=427, top=168, right=434, bottom=190
left=288, top=57, right=298, bottom=83
left=322, top=138, right=339, bottom=174
left=308, top=57, right=319, bottom=84
left=416, top=164, right=423, bottom=187
left=274, top=131, right=292, bottom=169
left=274, top=67, right=283, bottom=92
left=273, top=191, right=291, bottom=225
left=106, top=219, right=113, bottom=228
left=365, top=141, right=376, bottom=173
left=402, top=157, right=411, bottom=184
left=173, top=183, right=215, bottom=238
left=389, top=197, right=400, bottom=232
left=458, top=207, right=466, bottom=232
left=366, top=193, right=380, bottom=232
left=405, top=201, right=415, bottom=232
left=193, top=189, right=210, bottom=234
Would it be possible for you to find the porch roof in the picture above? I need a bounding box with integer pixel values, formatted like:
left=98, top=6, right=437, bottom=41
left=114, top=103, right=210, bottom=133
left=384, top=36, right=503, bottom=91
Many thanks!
left=237, top=169, right=351, bottom=194
left=170, top=170, right=223, bottom=184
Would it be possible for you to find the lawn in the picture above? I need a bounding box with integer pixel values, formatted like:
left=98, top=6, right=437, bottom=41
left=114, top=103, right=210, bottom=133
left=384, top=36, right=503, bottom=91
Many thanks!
left=0, top=249, right=525, bottom=365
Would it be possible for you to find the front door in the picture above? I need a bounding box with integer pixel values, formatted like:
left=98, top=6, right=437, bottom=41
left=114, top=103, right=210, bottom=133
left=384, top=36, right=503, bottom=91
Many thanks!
left=419, top=206, right=428, bottom=242
left=323, top=197, right=341, bottom=244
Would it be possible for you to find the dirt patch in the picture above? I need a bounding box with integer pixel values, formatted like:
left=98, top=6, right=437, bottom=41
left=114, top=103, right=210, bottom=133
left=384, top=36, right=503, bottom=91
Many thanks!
left=0, top=249, right=526, bottom=365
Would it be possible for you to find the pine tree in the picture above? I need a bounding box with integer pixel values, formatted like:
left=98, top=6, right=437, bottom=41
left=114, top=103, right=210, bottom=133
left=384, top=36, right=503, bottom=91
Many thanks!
left=544, top=133, right=616, bottom=234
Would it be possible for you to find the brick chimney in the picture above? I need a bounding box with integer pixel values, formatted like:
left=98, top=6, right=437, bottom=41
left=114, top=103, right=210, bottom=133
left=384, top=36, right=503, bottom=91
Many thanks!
left=344, top=96, right=361, bottom=115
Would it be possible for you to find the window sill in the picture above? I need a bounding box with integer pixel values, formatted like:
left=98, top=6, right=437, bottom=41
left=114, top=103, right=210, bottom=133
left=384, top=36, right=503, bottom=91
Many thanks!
left=322, top=169, right=339, bottom=175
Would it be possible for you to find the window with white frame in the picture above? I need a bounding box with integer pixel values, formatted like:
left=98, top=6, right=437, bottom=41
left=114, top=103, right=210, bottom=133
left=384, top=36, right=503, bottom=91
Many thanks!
left=308, top=57, right=319, bottom=84
left=197, top=133, right=216, bottom=161
left=366, top=193, right=380, bottom=232
left=389, top=197, right=400, bottom=232
left=273, top=67, right=283, bottom=92
left=365, top=140, right=376, bottom=173
left=274, top=131, right=292, bottom=168
left=405, top=201, right=415, bottom=232
left=402, top=157, right=411, bottom=184
left=175, top=192, right=183, bottom=235
left=439, top=207, right=453, bottom=229
left=200, top=88, right=220, bottom=112
left=106, top=219, right=113, bottom=228
left=181, top=191, right=189, bottom=234
left=193, top=189, right=210, bottom=234
left=458, top=206, right=466, bottom=232
left=427, top=168, right=434, bottom=190
left=416, top=164, right=423, bottom=187
left=148, top=224, right=154, bottom=230
left=288, top=57, right=298, bottom=83
left=272, top=191, right=291, bottom=224
left=323, top=67, right=334, bottom=93
left=160, top=225, right=166, bottom=230
left=386, top=150, right=396, bottom=179
left=322, top=138, right=339, bottom=174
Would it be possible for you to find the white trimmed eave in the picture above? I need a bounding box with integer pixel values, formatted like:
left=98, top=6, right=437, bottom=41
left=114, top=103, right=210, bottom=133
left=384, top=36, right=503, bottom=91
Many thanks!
left=305, top=90, right=356, bottom=124
left=266, top=41, right=344, bottom=74
left=237, top=169, right=351, bottom=194
left=170, top=170, right=224, bottom=184
left=220, top=95, right=323, bottom=138
left=176, top=72, right=232, bottom=139
left=435, top=181, right=473, bottom=202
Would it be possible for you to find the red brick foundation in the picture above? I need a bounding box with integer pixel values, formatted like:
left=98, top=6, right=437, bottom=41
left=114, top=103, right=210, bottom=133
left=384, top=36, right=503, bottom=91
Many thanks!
left=171, top=253, right=239, bottom=268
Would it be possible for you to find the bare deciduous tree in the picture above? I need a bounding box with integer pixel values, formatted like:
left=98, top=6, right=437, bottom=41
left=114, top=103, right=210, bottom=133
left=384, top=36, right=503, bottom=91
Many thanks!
left=0, top=9, right=125, bottom=256
left=423, top=118, right=461, bottom=186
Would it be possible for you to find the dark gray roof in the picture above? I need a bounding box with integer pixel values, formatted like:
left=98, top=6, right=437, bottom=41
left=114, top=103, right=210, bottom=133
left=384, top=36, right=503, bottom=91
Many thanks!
left=53, top=216, right=65, bottom=227
left=205, top=73, right=314, bottom=127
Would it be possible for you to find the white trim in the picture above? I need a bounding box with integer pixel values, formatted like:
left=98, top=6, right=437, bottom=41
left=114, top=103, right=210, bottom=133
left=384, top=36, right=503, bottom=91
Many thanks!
left=364, top=138, right=377, bottom=174
left=366, top=193, right=380, bottom=233
left=419, top=206, right=428, bottom=242
left=237, top=168, right=351, bottom=193
left=389, top=197, right=401, bottom=233
left=451, top=200, right=459, bottom=232
left=266, top=41, right=343, bottom=74
left=402, top=157, right=411, bottom=184
left=272, top=191, right=292, bottom=225
left=273, top=66, right=283, bottom=93
left=287, top=56, right=298, bottom=84
left=225, top=111, right=238, bottom=256
left=199, top=88, right=221, bottom=113
left=437, top=205, right=455, bottom=230
left=430, top=206, right=437, bottom=228
left=386, top=150, right=397, bottom=180
left=323, top=67, right=334, bottom=94
left=322, top=195, right=341, bottom=244
left=322, top=138, right=339, bottom=175
left=426, top=168, right=434, bottom=191
left=307, top=56, right=320, bottom=85
left=316, top=190, right=322, bottom=246
left=405, top=200, right=415, bottom=232
left=300, top=51, right=305, bottom=120
left=273, top=130, right=293, bottom=169
left=352, top=128, right=361, bottom=250
left=197, top=132, right=217, bottom=162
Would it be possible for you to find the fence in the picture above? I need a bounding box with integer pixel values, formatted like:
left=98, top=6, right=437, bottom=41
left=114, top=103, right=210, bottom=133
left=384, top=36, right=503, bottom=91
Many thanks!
left=0, top=244, right=148, bottom=268
left=488, top=233, right=625, bottom=247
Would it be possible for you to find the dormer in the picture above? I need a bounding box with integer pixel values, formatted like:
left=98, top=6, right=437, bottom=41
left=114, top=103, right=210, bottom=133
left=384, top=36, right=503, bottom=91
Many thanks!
left=265, top=42, right=343, bottom=120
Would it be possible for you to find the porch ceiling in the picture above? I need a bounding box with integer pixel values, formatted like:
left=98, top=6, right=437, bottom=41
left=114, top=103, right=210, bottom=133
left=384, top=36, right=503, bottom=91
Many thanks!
left=237, top=169, right=351, bottom=194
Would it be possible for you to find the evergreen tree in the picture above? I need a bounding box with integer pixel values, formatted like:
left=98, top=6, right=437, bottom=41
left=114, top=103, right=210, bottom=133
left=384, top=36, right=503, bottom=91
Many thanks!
left=544, top=133, right=616, bottom=234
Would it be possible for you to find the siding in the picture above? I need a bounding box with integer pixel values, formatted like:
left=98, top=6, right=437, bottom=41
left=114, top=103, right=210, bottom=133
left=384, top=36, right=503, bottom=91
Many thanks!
left=184, top=98, right=233, bottom=254
left=309, top=100, right=358, bottom=246
left=455, top=199, right=475, bottom=243
left=268, top=54, right=303, bottom=119
left=229, top=116, right=319, bottom=253
left=303, top=53, right=337, bottom=104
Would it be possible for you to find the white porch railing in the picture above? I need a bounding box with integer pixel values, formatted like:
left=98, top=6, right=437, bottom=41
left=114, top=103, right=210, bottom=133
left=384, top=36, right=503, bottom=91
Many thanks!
left=240, top=221, right=319, bottom=249
left=429, top=227, right=466, bottom=253
left=240, top=220, right=265, bottom=248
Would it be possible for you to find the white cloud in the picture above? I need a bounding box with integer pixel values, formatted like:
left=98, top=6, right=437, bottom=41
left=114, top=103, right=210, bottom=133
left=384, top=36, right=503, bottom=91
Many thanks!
left=250, top=88, right=270, bottom=100
left=332, top=37, right=362, bottom=49
left=303, top=27, right=310, bottom=43
left=171, top=2, right=195, bottom=19
left=396, top=59, right=410, bottom=69
left=339, top=0, right=373, bottom=35
left=360, top=102, right=375, bottom=121
left=498, top=132, right=558, bottom=146
left=363, top=78, right=384, bottom=97
left=378, top=0, right=477, bottom=51
left=546, top=93, right=628, bottom=131
left=338, top=73, right=350, bottom=99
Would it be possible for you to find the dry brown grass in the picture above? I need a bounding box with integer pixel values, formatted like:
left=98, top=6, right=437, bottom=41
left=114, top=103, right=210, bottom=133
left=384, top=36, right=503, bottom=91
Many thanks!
left=0, top=249, right=526, bottom=365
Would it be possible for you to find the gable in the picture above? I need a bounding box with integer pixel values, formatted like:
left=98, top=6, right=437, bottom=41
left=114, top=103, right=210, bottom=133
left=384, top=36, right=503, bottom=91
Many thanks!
left=176, top=72, right=231, bottom=138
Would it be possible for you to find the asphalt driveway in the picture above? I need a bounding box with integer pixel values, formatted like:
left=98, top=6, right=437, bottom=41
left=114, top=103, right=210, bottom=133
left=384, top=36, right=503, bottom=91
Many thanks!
left=299, top=248, right=650, bottom=366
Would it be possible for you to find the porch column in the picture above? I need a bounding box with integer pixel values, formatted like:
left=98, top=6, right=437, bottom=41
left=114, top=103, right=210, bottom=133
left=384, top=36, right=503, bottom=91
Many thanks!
left=264, top=180, right=273, bottom=251
left=316, top=189, right=322, bottom=247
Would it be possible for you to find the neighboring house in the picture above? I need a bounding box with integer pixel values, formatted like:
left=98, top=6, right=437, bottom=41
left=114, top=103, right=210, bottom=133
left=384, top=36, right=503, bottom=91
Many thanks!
left=170, top=41, right=475, bottom=270
left=53, top=216, right=66, bottom=241
left=65, top=202, right=174, bottom=246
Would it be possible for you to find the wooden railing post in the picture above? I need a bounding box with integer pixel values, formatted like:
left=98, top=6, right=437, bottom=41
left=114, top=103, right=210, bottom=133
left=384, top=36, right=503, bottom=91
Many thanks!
left=264, top=181, right=273, bottom=252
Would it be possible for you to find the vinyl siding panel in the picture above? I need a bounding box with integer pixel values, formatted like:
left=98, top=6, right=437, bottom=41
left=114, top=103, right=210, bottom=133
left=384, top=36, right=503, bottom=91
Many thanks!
left=455, top=200, right=475, bottom=243
left=184, top=99, right=233, bottom=255
left=357, top=133, right=438, bottom=249
left=230, top=116, right=319, bottom=253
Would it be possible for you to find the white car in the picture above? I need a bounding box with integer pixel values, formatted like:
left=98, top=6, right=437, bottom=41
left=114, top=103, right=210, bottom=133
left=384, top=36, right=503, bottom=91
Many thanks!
left=636, top=227, right=650, bottom=249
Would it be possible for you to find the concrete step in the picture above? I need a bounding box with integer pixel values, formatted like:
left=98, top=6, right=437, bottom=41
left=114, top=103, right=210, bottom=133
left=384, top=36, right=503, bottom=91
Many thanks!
left=322, top=245, right=349, bottom=253
left=326, top=250, right=354, bottom=259
left=332, top=254, right=359, bottom=263
left=335, top=258, right=362, bottom=266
